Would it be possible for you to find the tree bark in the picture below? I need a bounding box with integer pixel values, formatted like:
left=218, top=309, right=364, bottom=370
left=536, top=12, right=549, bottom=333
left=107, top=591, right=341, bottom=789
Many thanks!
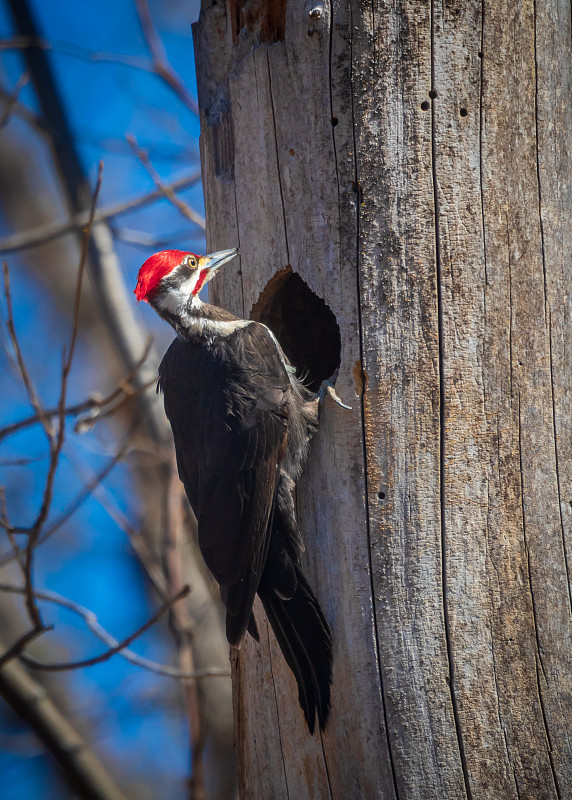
left=193, top=1, right=572, bottom=798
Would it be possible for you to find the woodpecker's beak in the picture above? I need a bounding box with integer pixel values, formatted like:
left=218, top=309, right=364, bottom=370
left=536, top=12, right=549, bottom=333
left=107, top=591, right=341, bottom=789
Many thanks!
left=198, top=248, right=239, bottom=282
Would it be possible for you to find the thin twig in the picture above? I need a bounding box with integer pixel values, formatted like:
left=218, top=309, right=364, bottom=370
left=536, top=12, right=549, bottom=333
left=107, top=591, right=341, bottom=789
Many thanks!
left=21, top=163, right=103, bottom=631
left=2, top=264, right=54, bottom=439
left=0, top=72, right=29, bottom=132
left=74, top=378, right=156, bottom=433
left=20, top=585, right=190, bottom=671
left=0, top=486, right=11, bottom=534
left=0, top=35, right=161, bottom=73
left=0, top=171, right=201, bottom=254
left=76, top=130, right=199, bottom=163
left=0, top=635, right=131, bottom=800
left=133, top=0, right=199, bottom=115
left=0, top=583, right=230, bottom=680
left=64, top=166, right=103, bottom=373
left=111, top=225, right=199, bottom=249
left=0, top=431, right=134, bottom=566
left=40, top=428, right=135, bottom=541
left=0, top=84, right=46, bottom=134
left=0, top=625, right=49, bottom=668
left=53, top=458, right=174, bottom=604
left=0, top=33, right=199, bottom=114
left=127, top=134, right=205, bottom=229
left=0, top=338, right=153, bottom=443
left=165, top=457, right=206, bottom=800
left=0, top=455, right=46, bottom=466
left=0, top=437, right=173, bottom=606
left=1, top=487, right=26, bottom=572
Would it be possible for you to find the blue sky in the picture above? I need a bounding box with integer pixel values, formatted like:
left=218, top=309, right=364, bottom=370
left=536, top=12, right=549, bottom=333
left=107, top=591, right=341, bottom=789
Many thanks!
left=0, top=1, right=205, bottom=797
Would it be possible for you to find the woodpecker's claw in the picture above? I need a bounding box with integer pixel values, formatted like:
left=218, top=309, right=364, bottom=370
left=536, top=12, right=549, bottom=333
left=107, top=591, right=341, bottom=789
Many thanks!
left=317, top=371, right=352, bottom=410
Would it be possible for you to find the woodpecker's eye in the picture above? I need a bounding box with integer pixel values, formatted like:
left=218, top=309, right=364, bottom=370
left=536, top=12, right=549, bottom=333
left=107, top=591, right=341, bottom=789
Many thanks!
left=188, top=256, right=197, bottom=268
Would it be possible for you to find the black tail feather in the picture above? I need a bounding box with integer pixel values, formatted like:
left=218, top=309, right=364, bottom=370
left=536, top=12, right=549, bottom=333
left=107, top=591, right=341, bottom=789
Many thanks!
left=258, top=565, right=332, bottom=733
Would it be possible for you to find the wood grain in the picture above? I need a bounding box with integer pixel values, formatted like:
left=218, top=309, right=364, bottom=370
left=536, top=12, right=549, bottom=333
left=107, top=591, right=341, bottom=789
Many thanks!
left=194, top=1, right=572, bottom=797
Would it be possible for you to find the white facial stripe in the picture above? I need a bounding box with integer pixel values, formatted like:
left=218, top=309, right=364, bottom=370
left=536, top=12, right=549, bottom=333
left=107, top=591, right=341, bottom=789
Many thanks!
left=178, top=275, right=201, bottom=295
left=156, top=284, right=198, bottom=319
left=199, top=318, right=252, bottom=337
left=155, top=287, right=252, bottom=341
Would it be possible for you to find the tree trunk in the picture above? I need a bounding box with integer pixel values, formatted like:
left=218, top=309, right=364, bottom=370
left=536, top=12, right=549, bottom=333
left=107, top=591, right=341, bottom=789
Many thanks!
left=193, top=1, right=572, bottom=797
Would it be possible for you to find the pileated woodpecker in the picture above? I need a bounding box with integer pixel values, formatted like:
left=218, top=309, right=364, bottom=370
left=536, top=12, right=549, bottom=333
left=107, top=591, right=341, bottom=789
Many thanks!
left=135, top=248, right=333, bottom=733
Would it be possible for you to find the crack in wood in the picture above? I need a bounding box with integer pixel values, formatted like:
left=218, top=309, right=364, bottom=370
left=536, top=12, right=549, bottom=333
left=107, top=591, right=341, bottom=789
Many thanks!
left=488, top=614, right=523, bottom=800
left=231, top=173, right=246, bottom=317
left=517, top=392, right=562, bottom=800
left=532, top=0, right=549, bottom=325
left=349, top=2, right=400, bottom=798
left=266, top=623, right=291, bottom=800
left=430, top=1, right=473, bottom=798
left=547, top=312, right=572, bottom=615
left=266, top=49, right=290, bottom=266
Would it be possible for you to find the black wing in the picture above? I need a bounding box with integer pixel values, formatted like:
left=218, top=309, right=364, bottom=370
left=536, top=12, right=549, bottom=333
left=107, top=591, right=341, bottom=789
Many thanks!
left=158, top=322, right=291, bottom=644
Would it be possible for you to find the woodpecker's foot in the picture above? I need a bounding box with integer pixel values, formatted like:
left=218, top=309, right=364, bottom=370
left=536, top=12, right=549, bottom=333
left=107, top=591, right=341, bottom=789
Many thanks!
left=317, top=370, right=352, bottom=410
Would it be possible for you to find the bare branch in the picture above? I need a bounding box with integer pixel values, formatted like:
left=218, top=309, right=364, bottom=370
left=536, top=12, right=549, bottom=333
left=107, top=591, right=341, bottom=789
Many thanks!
left=164, top=459, right=206, bottom=799
left=41, top=429, right=135, bottom=540
left=0, top=637, right=130, bottom=800
left=0, top=170, right=201, bottom=254
left=0, top=30, right=199, bottom=115
left=0, top=429, right=134, bottom=565
left=74, top=378, right=156, bottom=433
left=1, top=486, right=26, bottom=570
left=76, top=131, right=199, bottom=163
left=0, top=84, right=46, bottom=134
left=127, top=134, right=206, bottom=229
left=0, top=455, right=46, bottom=466
left=20, top=585, right=191, bottom=672
left=111, top=225, right=199, bottom=249
left=50, top=458, right=175, bottom=603
left=0, top=72, right=29, bottom=132
left=0, top=583, right=230, bottom=680
left=0, top=486, right=16, bottom=546
left=2, top=263, right=54, bottom=439
left=0, top=35, right=164, bottom=74
left=134, top=0, right=199, bottom=115
left=20, top=163, right=103, bottom=631
left=0, top=625, right=48, bottom=668
left=0, top=337, right=153, bottom=442
left=65, top=163, right=102, bottom=372
left=3, top=5, right=234, bottom=786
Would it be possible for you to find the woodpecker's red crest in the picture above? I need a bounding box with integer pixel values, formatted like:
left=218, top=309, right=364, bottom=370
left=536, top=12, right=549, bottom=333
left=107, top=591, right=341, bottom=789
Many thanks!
left=135, top=249, right=198, bottom=302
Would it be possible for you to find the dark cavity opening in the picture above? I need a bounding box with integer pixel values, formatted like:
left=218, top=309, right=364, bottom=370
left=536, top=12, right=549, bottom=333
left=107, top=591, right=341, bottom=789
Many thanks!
left=460, top=107, right=468, bottom=117
left=420, top=100, right=430, bottom=111
left=251, top=267, right=341, bottom=394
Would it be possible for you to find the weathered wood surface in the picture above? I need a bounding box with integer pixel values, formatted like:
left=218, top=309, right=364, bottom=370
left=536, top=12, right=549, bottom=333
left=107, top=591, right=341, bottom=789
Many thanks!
left=193, top=1, right=572, bottom=797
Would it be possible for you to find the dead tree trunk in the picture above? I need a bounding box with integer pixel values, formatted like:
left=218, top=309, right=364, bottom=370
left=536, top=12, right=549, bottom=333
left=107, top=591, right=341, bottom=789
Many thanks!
left=193, top=1, right=572, bottom=797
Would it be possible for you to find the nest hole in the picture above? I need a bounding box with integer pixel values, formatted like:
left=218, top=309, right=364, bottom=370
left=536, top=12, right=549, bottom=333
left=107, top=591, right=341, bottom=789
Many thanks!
left=251, top=268, right=341, bottom=394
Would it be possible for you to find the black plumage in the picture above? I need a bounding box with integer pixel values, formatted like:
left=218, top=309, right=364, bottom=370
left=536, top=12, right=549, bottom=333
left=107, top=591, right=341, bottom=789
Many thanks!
left=158, top=319, right=332, bottom=733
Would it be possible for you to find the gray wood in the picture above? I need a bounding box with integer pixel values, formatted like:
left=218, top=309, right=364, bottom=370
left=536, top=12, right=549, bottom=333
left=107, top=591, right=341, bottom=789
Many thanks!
left=194, top=1, right=572, bottom=797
